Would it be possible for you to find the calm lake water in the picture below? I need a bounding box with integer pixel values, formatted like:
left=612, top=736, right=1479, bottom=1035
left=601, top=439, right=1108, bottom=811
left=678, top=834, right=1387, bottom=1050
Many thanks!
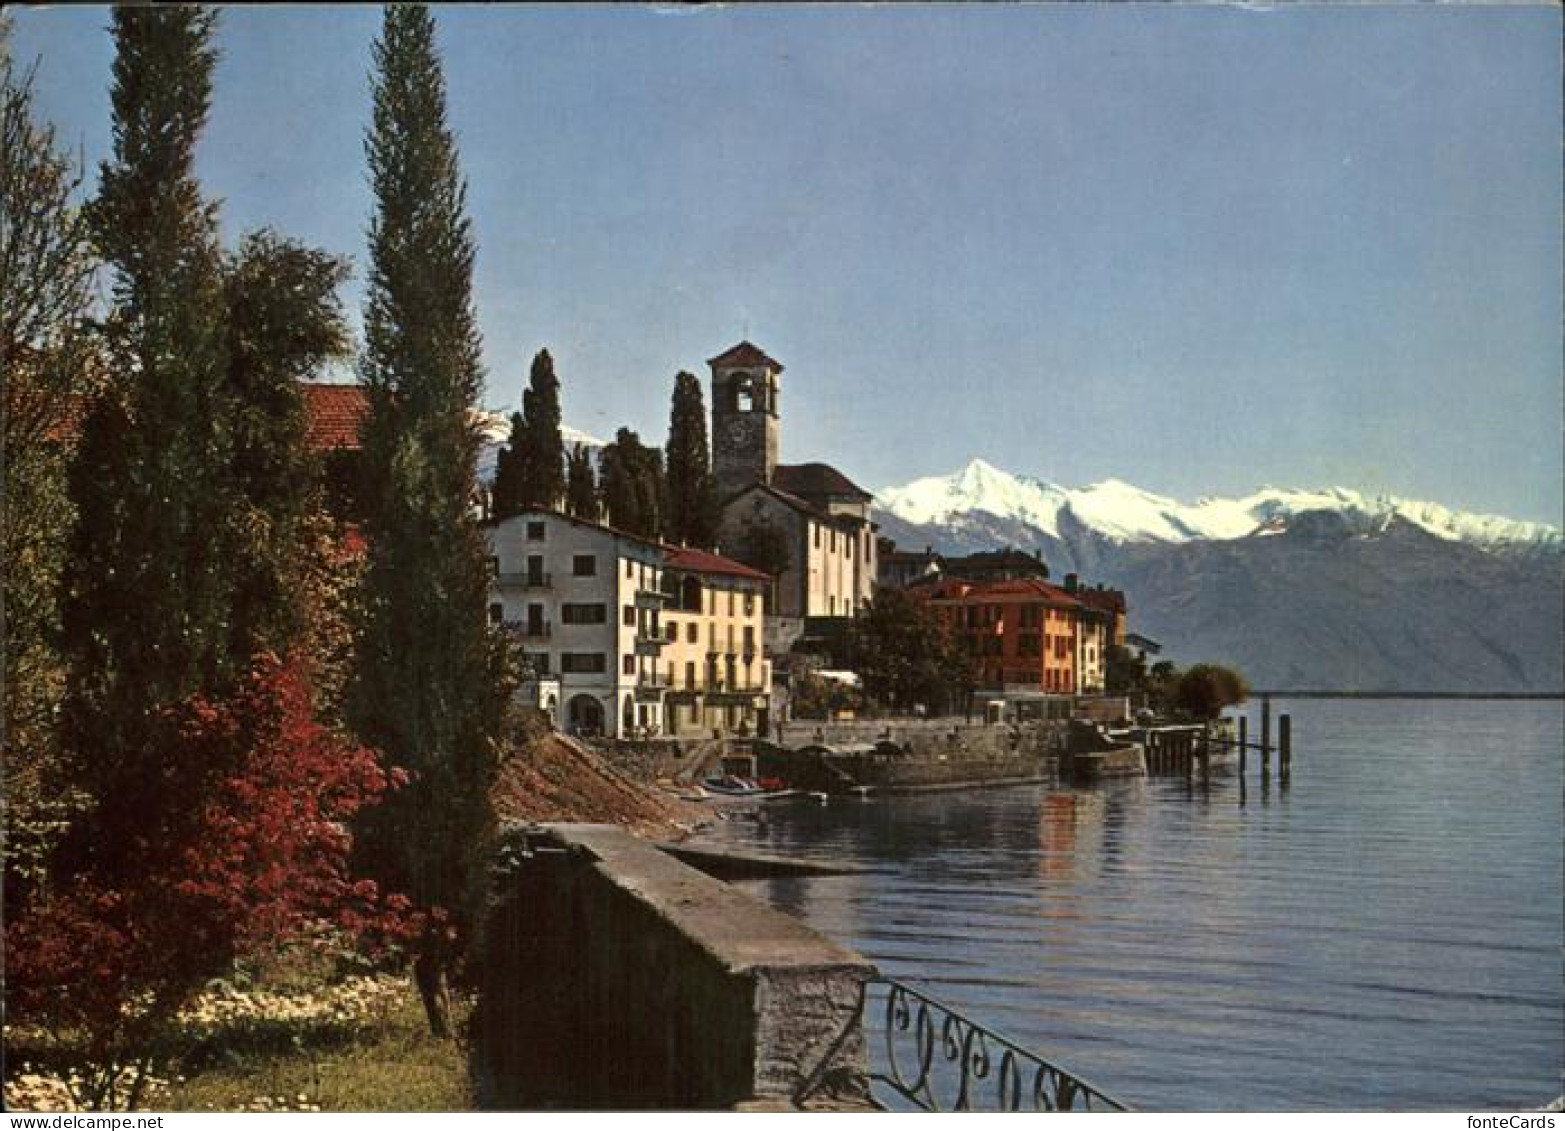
left=692, top=699, right=1564, bottom=1111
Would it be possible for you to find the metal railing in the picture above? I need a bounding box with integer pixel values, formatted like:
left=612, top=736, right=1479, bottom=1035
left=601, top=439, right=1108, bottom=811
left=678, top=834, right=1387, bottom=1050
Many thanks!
left=862, top=979, right=1130, bottom=1112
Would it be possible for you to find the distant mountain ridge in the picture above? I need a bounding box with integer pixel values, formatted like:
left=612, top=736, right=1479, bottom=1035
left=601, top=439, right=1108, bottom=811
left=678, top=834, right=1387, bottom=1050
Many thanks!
left=877, top=459, right=1562, bottom=559
left=874, top=460, right=1563, bottom=693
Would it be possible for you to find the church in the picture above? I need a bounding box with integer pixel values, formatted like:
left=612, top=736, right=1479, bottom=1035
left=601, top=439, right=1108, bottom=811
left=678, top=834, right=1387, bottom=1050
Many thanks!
left=708, top=342, right=878, bottom=637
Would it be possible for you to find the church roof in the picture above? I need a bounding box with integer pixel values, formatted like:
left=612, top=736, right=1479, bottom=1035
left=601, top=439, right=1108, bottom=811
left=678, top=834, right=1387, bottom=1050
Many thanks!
left=772, top=462, right=873, bottom=502
left=707, top=341, right=784, bottom=372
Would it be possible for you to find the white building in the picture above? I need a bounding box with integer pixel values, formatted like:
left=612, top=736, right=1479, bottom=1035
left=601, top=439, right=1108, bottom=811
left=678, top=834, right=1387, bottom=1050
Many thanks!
left=486, top=510, right=668, bottom=738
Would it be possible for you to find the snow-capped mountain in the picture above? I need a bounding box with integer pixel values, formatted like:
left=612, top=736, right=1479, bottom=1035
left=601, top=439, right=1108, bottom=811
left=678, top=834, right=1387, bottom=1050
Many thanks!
left=876, top=459, right=1562, bottom=559
left=875, top=459, right=1562, bottom=692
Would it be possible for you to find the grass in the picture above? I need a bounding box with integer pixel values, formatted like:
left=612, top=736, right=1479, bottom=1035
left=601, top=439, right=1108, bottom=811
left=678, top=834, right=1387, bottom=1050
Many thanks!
left=5, top=945, right=478, bottom=1113
left=162, top=986, right=476, bottom=1113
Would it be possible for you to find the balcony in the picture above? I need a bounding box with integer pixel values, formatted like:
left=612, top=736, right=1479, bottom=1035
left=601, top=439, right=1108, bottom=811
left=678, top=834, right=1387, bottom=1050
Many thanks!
left=634, top=635, right=666, bottom=657
left=503, top=620, right=552, bottom=641
left=496, top=571, right=551, bottom=590
left=634, top=590, right=668, bottom=610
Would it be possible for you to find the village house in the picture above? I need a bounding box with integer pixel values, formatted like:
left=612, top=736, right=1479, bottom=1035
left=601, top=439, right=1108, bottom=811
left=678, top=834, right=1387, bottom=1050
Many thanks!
left=708, top=342, right=878, bottom=642
left=919, top=576, right=1110, bottom=698
left=485, top=509, right=770, bottom=739
left=657, top=547, right=772, bottom=737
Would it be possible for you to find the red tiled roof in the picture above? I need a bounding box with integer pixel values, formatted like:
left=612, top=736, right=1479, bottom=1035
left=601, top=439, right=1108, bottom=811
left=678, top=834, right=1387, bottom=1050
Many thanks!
left=707, top=340, right=784, bottom=372
left=302, top=382, right=368, bottom=451
left=663, top=545, right=771, bottom=582
left=772, top=462, right=872, bottom=501
left=1075, top=587, right=1126, bottom=614
left=928, top=577, right=1083, bottom=608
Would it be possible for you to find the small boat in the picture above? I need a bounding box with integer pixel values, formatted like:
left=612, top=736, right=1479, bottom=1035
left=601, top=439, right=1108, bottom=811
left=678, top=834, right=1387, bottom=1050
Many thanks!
left=701, top=774, right=767, bottom=797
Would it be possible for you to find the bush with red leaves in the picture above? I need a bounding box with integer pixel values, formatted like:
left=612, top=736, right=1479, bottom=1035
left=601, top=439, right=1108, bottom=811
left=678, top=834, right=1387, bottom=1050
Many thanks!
left=4, top=654, right=413, bottom=1110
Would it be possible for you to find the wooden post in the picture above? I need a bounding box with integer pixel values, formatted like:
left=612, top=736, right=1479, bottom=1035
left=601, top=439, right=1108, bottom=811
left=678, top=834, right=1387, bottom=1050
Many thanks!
left=1260, top=695, right=1272, bottom=776
left=1183, top=732, right=1192, bottom=780
left=1238, top=715, right=1248, bottom=776
left=1199, top=727, right=1211, bottom=779
left=1280, top=714, right=1292, bottom=782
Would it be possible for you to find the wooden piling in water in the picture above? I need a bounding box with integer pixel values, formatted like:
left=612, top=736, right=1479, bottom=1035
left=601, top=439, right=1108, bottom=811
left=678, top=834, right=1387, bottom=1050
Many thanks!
left=1260, top=696, right=1272, bottom=776
left=1238, top=716, right=1248, bottom=775
left=1280, top=714, right=1292, bottom=781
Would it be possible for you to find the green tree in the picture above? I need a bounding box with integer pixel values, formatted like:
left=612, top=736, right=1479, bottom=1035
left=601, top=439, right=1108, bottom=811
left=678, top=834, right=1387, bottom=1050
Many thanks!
left=1174, top=662, right=1249, bottom=721
left=663, top=370, right=717, bottom=548
left=59, top=6, right=235, bottom=879
left=515, top=348, right=564, bottom=507
left=564, top=441, right=598, bottom=520
left=846, top=588, right=971, bottom=716
left=490, top=410, right=525, bottom=520
left=350, top=4, right=513, bottom=1038
left=1, top=21, right=101, bottom=914
left=223, top=230, right=351, bottom=661
left=598, top=425, right=663, bottom=538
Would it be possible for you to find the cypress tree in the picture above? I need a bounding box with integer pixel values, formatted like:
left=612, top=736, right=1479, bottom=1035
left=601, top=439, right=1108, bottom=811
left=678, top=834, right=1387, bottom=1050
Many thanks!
left=350, top=4, right=511, bottom=1037
left=565, top=442, right=598, bottom=520
left=599, top=426, right=662, bottom=538
left=515, top=348, right=564, bottom=507
left=60, top=7, right=233, bottom=876
left=490, top=411, right=525, bottom=521
left=223, top=230, right=351, bottom=661
left=663, top=370, right=718, bottom=548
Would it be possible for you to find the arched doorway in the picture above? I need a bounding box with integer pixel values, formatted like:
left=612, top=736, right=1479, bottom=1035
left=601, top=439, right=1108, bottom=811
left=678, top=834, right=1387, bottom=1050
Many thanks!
left=567, top=694, right=603, bottom=736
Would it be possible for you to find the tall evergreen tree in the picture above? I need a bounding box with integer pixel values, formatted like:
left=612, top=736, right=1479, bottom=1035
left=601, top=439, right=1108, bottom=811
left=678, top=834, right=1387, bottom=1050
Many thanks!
left=59, top=6, right=233, bottom=878
left=515, top=348, right=564, bottom=507
left=565, top=442, right=598, bottom=520
left=490, top=410, right=525, bottom=521
left=663, top=370, right=718, bottom=549
left=598, top=426, right=663, bottom=538
left=349, top=4, right=511, bottom=1038
left=223, top=230, right=351, bottom=661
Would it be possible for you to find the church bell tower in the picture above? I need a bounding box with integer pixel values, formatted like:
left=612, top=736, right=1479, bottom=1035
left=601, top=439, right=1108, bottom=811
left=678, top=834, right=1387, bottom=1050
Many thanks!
left=708, top=341, right=783, bottom=499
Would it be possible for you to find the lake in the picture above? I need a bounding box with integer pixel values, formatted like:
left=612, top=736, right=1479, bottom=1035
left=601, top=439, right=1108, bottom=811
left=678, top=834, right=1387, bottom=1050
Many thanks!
left=691, top=699, right=1564, bottom=1111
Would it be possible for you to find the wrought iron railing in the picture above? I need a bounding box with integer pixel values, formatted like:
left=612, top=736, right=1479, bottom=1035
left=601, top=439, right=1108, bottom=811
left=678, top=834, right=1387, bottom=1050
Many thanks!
left=862, top=978, right=1130, bottom=1112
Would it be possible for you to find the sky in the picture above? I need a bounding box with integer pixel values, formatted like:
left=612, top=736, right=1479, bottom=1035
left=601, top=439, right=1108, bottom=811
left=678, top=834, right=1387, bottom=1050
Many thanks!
left=11, top=4, right=1563, bottom=525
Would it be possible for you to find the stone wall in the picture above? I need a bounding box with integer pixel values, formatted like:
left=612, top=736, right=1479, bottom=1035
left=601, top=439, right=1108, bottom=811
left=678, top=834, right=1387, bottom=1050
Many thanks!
left=477, top=824, right=877, bottom=1110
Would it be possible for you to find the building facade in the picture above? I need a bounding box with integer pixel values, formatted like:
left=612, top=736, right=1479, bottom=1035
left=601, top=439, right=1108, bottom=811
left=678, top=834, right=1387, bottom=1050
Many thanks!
left=921, top=577, right=1103, bottom=695
left=657, top=548, right=772, bottom=737
left=707, top=341, right=877, bottom=625
left=487, top=510, right=669, bottom=738
left=486, top=510, right=772, bottom=738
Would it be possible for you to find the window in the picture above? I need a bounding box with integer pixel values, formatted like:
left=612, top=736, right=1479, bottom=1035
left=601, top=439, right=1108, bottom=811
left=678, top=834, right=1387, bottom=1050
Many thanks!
left=573, top=554, right=596, bottom=577
left=560, top=652, right=606, bottom=674
left=813, top=524, right=820, bottom=549
left=526, top=555, right=545, bottom=583
left=623, top=605, right=636, bottom=627
left=525, top=651, right=550, bottom=674
left=727, top=590, right=735, bottom=616
left=665, top=621, right=677, bottom=642
left=488, top=556, right=500, bottom=578
left=525, top=521, right=546, bottom=541
left=625, top=559, right=634, bottom=579
left=560, top=603, right=607, bottom=624
left=488, top=603, right=504, bottom=625
left=744, top=591, right=755, bottom=616
left=623, top=655, right=635, bottom=676
left=685, top=662, right=696, bottom=689
left=687, top=622, right=698, bottom=643
left=743, top=627, right=755, bottom=655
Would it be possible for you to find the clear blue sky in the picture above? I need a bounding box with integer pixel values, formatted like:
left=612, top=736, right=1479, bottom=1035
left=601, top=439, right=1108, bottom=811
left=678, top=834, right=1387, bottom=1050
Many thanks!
left=12, top=4, right=1562, bottom=524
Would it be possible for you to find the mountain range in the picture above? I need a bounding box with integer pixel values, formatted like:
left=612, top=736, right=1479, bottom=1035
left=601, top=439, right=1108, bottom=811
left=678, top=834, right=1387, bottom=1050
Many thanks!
left=875, top=460, right=1563, bottom=693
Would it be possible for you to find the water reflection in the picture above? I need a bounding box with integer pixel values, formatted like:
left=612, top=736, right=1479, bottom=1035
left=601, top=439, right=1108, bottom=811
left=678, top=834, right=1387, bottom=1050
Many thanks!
left=698, top=701, right=1564, bottom=1110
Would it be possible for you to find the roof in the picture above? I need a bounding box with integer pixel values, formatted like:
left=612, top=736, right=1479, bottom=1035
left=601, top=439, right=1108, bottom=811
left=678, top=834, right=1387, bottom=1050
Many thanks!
left=926, top=577, right=1083, bottom=609
left=772, top=462, right=873, bottom=502
left=663, top=545, right=770, bottom=582
left=707, top=340, right=784, bottom=372
left=946, top=548, right=1049, bottom=571
left=301, top=382, right=368, bottom=451
left=1075, top=586, right=1127, bottom=614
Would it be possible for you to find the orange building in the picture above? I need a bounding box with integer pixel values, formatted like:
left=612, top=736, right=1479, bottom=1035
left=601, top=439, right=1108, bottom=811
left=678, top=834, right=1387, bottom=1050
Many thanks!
left=919, top=577, right=1085, bottom=694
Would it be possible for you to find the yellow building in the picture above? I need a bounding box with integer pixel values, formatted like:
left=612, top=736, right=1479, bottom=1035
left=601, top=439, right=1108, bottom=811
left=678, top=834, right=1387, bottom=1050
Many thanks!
left=657, top=547, right=773, bottom=737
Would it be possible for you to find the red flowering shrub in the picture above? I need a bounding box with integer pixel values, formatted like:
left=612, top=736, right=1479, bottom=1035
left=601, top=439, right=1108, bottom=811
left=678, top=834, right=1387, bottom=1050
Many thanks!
left=4, top=654, right=412, bottom=1109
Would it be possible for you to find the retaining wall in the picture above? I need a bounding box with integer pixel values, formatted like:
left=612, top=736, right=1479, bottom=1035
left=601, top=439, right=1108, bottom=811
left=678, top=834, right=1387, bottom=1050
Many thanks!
left=477, top=824, right=877, bottom=1110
